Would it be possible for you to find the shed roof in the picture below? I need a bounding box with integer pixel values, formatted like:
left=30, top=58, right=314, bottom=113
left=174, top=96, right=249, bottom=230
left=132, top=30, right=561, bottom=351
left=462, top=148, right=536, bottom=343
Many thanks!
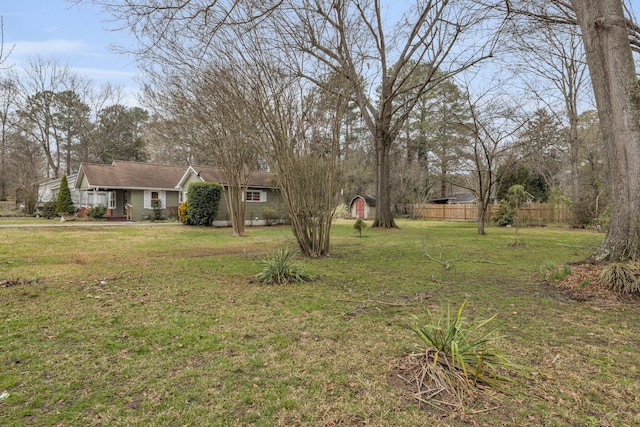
left=350, top=194, right=376, bottom=206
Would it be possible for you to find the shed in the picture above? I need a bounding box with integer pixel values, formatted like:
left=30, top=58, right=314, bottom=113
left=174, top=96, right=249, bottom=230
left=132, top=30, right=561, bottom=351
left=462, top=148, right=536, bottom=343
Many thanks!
left=350, top=194, right=376, bottom=220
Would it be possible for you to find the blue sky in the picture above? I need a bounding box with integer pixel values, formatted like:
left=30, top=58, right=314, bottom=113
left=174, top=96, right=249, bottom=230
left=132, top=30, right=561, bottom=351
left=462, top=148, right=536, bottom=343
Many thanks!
left=1, top=0, right=640, bottom=109
left=0, top=0, right=140, bottom=105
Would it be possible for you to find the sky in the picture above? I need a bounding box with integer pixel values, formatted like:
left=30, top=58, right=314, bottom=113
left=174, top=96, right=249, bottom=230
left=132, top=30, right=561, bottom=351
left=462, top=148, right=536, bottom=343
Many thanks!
left=2, top=0, right=640, bottom=110
left=0, top=0, right=140, bottom=106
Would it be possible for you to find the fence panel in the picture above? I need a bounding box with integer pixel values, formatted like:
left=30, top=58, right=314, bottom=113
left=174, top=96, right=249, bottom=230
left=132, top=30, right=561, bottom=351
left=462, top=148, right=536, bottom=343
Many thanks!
left=413, top=203, right=572, bottom=225
left=0, top=200, right=16, bottom=210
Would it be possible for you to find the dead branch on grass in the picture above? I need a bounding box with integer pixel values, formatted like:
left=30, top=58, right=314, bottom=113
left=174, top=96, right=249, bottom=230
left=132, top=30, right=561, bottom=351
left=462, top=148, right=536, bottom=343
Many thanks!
left=424, top=252, right=457, bottom=270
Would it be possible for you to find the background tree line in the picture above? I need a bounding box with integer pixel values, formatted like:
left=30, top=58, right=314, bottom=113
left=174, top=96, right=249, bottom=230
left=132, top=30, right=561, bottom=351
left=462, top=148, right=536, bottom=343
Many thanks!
left=4, top=0, right=638, bottom=261
left=0, top=57, right=149, bottom=211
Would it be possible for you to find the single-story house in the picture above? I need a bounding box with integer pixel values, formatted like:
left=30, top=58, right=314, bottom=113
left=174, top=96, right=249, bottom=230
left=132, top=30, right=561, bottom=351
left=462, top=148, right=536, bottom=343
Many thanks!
left=350, top=194, right=376, bottom=220
left=75, top=161, right=186, bottom=220
left=176, top=165, right=284, bottom=226
left=74, top=160, right=284, bottom=224
left=37, top=174, right=82, bottom=208
left=427, top=192, right=477, bottom=204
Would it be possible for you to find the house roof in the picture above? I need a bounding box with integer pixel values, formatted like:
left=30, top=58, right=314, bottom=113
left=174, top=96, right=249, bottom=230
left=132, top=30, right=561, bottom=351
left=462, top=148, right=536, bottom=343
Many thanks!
left=39, top=174, right=78, bottom=190
left=75, top=161, right=278, bottom=191
left=177, top=165, right=278, bottom=189
left=427, top=192, right=477, bottom=204
left=76, top=161, right=188, bottom=191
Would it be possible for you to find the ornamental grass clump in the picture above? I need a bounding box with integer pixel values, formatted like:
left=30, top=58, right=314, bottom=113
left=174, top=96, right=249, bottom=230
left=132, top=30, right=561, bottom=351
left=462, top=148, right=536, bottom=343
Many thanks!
left=399, top=302, right=512, bottom=410
left=256, top=248, right=312, bottom=284
left=598, top=262, right=640, bottom=294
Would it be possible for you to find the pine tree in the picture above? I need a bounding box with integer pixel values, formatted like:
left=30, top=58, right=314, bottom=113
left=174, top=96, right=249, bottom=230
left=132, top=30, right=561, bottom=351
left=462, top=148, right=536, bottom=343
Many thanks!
left=55, top=175, right=75, bottom=215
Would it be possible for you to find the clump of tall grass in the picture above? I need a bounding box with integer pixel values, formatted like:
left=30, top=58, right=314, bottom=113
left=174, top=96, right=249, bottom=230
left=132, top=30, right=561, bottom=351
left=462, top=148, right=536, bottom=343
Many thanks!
left=256, top=248, right=312, bottom=284
left=399, top=302, right=513, bottom=409
left=539, top=262, right=571, bottom=282
left=598, top=262, right=640, bottom=295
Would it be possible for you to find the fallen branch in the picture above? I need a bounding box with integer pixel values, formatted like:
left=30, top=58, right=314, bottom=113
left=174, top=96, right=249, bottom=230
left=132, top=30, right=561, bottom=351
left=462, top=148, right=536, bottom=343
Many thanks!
left=424, top=252, right=456, bottom=270
left=337, top=298, right=411, bottom=307
left=467, top=259, right=507, bottom=265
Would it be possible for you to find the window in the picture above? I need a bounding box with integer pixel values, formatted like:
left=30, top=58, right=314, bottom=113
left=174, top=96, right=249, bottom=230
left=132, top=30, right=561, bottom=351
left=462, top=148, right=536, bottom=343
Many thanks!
left=144, top=190, right=166, bottom=209
left=244, top=190, right=266, bottom=202
left=79, top=191, right=116, bottom=209
left=246, top=191, right=260, bottom=201
left=108, top=191, right=116, bottom=209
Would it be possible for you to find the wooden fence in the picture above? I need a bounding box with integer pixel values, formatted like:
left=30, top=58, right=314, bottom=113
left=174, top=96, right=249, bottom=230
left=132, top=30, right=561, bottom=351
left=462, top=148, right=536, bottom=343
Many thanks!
left=412, top=203, right=573, bottom=225
left=0, top=200, right=16, bottom=210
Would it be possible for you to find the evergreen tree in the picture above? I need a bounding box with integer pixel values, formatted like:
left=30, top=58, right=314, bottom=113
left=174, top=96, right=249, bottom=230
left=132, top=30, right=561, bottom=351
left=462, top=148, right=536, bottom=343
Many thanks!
left=55, top=174, right=75, bottom=215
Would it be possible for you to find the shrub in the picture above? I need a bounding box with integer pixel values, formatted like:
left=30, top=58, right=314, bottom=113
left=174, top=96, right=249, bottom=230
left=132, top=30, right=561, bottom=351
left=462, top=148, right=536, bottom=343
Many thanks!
left=571, top=199, right=595, bottom=228
left=593, top=206, right=610, bottom=231
left=401, top=302, right=512, bottom=406
left=494, top=199, right=515, bottom=226
left=151, top=198, right=163, bottom=221
left=353, top=218, right=366, bottom=237
left=187, top=182, right=222, bottom=226
left=55, top=175, right=75, bottom=216
left=87, top=205, right=107, bottom=220
left=598, top=263, right=640, bottom=294
left=539, top=262, right=571, bottom=282
left=262, top=207, right=278, bottom=226
left=256, top=248, right=312, bottom=284
left=41, top=201, right=57, bottom=219
left=333, top=204, right=350, bottom=219
left=178, top=201, right=190, bottom=224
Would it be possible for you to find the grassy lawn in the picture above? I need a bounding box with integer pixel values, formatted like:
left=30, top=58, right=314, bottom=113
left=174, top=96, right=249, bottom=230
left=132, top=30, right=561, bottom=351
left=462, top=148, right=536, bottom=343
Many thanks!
left=1, top=219, right=638, bottom=426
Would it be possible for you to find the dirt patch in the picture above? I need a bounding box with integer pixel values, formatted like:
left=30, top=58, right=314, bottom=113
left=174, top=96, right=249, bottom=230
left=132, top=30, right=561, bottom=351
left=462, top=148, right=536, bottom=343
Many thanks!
left=0, top=278, right=35, bottom=288
left=551, top=263, right=640, bottom=304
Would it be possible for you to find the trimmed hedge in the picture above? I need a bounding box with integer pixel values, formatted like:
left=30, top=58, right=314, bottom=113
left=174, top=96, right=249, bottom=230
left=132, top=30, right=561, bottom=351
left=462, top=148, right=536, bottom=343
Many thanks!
left=186, top=182, right=222, bottom=226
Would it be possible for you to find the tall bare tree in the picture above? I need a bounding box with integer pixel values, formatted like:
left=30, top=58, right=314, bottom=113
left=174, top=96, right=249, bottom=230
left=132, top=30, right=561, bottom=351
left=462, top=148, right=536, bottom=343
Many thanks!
left=0, top=78, right=17, bottom=200
left=507, top=20, right=589, bottom=204
left=156, top=67, right=259, bottom=237
left=89, top=0, right=501, bottom=228
left=499, top=0, right=640, bottom=260
left=242, top=58, right=346, bottom=256
left=569, top=0, right=640, bottom=260
left=270, top=0, right=499, bottom=227
left=457, top=87, right=530, bottom=235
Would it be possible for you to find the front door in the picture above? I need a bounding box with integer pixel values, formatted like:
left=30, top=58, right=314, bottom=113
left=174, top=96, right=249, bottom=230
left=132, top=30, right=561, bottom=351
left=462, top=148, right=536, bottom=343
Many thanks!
left=355, top=198, right=365, bottom=218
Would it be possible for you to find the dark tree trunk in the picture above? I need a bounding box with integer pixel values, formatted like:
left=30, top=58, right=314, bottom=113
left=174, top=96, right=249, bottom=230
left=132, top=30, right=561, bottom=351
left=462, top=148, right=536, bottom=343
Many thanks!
left=571, top=0, right=640, bottom=261
left=372, top=132, right=397, bottom=228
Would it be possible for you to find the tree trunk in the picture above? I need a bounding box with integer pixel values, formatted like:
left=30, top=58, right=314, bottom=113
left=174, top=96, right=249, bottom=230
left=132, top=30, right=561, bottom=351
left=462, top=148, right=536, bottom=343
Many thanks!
left=372, top=134, right=397, bottom=228
left=477, top=204, right=486, bottom=235
left=568, top=115, right=580, bottom=203
left=571, top=0, right=640, bottom=261
left=224, top=184, right=246, bottom=237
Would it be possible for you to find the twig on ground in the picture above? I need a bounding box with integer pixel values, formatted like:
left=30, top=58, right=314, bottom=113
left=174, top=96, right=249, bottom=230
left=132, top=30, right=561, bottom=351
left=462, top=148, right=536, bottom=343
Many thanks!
left=467, top=259, right=507, bottom=265
left=424, top=251, right=457, bottom=270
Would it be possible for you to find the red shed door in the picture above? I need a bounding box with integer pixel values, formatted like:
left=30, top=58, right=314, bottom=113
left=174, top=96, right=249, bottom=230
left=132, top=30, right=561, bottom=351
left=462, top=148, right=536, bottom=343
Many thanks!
left=355, top=198, right=365, bottom=218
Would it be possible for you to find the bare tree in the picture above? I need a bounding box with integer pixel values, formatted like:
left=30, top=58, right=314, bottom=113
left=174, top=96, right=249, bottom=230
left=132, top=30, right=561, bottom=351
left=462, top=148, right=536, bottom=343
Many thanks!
left=457, top=87, right=530, bottom=235
left=139, top=52, right=260, bottom=237
left=268, top=0, right=500, bottom=228
left=507, top=20, right=590, bottom=204
left=0, top=78, right=17, bottom=200
left=9, top=58, right=99, bottom=178
left=243, top=60, right=345, bottom=256
left=569, top=0, right=640, bottom=260
left=499, top=0, right=640, bottom=261
left=89, top=0, right=502, bottom=228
